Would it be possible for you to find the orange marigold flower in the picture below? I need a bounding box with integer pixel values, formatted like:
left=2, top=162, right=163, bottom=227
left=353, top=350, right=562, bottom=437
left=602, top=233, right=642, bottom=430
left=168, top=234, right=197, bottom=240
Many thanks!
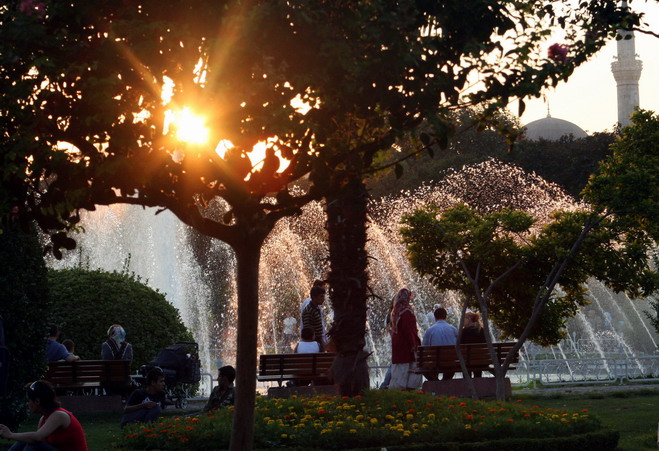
left=507, top=419, right=514, bottom=423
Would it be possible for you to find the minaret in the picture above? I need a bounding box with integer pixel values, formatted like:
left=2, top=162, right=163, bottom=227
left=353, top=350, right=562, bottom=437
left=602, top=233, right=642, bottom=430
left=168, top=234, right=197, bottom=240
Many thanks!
left=611, top=5, right=643, bottom=127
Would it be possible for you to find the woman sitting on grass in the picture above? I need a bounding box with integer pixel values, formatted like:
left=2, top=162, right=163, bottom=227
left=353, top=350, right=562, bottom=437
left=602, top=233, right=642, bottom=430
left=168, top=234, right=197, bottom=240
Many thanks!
left=0, top=380, right=88, bottom=451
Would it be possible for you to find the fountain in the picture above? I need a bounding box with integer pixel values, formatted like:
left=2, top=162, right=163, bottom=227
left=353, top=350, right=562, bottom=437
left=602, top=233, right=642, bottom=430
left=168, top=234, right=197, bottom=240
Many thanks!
left=47, top=160, right=659, bottom=385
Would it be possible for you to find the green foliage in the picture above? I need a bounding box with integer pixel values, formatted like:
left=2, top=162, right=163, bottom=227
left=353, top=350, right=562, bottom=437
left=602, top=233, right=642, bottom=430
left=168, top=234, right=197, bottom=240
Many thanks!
left=0, top=223, right=50, bottom=428
left=509, top=132, right=616, bottom=198
left=647, top=297, right=659, bottom=335
left=47, top=268, right=193, bottom=371
left=583, top=110, right=659, bottom=241
left=119, top=390, right=611, bottom=450
left=401, top=204, right=657, bottom=346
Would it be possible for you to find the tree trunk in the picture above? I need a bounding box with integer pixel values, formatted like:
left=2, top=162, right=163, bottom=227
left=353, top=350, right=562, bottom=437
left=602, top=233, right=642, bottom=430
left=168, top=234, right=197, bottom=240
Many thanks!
left=229, top=236, right=263, bottom=451
left=326, top=176, right=370, bottom=396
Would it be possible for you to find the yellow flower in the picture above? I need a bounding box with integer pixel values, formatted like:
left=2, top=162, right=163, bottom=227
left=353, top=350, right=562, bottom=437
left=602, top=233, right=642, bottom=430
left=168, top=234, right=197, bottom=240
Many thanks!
left=349, top=429, right=357, bottom=434
left=281, top=434, right=288, bottom=439
left=406, top=414, right=413, bottom=420
left=465, top=424, right=472, bottom=430
left=370, top=418, right=378, bottom=424
left=403, top=431, right=411, bottom=437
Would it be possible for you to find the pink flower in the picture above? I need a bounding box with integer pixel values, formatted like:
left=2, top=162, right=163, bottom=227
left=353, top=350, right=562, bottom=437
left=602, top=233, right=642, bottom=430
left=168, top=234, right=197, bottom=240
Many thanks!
left=548, top=43, right=569, bottom=63
left=18, top=0, right=46, bottom=18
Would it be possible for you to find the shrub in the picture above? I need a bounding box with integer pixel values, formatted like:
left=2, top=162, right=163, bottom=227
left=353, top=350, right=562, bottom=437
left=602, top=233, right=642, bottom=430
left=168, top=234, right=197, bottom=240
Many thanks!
left=48, top=268, right=193, bottom=371
left=0, top=225, right=51, bottom=428
left=119, top=390, right=616, bottom=450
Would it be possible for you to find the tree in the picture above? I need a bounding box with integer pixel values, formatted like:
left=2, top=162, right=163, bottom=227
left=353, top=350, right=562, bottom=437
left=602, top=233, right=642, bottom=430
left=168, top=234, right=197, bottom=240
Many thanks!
left=0, top=0, right=645, bottom=447
left=401, top=111, right=659, bottom=400
left=48, top=268, right=193, bottom=371
left=0, top=218, right=50, bottom=429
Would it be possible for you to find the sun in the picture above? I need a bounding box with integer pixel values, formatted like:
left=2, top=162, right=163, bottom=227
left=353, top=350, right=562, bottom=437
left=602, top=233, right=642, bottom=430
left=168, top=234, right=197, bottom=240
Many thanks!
left=167, top=107, right=210, bottom=145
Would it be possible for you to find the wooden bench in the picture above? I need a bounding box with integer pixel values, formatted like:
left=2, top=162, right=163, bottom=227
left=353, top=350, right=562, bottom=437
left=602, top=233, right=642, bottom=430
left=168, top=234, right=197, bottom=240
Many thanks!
left=414, top=342, right=518, bottom=375
left=413, top=342, right=519, bottom=398
left=46, top=359, right=131, bottom=395
left=257, top=352, right=336, bottom=391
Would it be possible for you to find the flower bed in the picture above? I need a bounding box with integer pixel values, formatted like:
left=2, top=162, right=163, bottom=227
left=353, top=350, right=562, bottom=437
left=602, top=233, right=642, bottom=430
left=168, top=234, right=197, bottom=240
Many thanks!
left=119, top=390, right=617, bottom=450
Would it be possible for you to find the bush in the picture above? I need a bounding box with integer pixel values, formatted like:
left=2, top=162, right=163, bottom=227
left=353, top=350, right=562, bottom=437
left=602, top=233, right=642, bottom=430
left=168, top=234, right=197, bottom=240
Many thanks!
left=48, top=268, right=193, bottom=371
left=0, top=225, right=51, bottom=428
left=119, top=390, right=616, bottom=450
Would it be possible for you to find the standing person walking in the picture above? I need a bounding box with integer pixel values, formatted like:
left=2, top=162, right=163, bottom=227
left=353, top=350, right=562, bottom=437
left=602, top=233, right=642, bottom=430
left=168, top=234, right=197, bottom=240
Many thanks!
left=389, top=288, right=422, bottom=390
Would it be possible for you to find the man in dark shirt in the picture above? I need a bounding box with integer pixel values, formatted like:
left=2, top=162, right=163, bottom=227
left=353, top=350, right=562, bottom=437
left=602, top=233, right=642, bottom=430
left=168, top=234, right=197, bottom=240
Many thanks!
left=120, top=368, right=166, bottom=428
left=203, top=366, right=236, bottom=412
left=302, top=286, right=327, bottom=351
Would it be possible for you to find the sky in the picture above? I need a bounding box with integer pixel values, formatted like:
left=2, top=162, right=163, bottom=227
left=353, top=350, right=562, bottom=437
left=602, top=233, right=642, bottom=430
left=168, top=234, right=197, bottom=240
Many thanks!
left=518, top=1, right=659, bottom=134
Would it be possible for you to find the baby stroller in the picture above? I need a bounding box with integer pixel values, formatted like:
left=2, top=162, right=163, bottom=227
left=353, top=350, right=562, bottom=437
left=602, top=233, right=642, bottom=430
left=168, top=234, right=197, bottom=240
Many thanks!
left=139, top=341, right=201, bottom=409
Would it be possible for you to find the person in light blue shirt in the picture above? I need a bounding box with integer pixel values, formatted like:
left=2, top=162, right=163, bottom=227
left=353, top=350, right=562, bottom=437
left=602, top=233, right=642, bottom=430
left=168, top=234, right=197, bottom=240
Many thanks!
left=421, top=308, right=457, bottom=381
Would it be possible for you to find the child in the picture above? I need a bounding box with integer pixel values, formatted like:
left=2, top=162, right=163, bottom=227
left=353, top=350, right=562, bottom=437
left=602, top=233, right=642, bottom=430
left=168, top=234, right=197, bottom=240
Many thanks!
left=62, top=339, right=75, bottom=354
left=294, top=327, right=320, bottom=354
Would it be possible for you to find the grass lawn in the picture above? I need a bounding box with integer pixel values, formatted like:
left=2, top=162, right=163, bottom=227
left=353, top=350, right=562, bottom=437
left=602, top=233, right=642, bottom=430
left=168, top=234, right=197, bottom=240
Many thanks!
left=516, top=389, right=659, bottom=451
left=2, top=389, right=657, bottom=450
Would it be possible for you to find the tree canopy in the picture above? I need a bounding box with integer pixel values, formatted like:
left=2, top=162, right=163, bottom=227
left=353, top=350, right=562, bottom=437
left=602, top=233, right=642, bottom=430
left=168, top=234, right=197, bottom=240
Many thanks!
left=0, top=0, right=643, bottom=246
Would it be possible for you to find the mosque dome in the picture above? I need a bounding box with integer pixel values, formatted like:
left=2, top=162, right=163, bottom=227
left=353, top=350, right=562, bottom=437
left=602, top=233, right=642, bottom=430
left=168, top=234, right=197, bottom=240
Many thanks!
left=523, top=115, right=588, bottom=141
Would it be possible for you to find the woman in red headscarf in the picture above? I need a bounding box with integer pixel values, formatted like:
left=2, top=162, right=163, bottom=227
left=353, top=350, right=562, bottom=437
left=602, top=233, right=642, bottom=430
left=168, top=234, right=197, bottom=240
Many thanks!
left=389, top=288, right=422, bottom=390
